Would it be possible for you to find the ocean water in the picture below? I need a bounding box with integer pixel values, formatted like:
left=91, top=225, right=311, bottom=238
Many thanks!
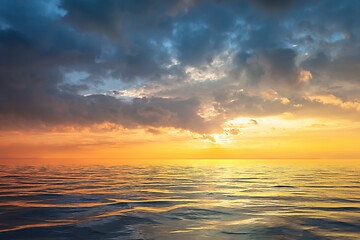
left=0, top=159, right=359, bottom=240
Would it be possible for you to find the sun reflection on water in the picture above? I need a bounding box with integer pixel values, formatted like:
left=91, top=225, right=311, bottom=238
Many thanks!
left=0, top=159, right=359, bottom=239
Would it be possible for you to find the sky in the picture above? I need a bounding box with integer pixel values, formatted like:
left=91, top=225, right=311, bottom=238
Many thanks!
left=0, top=0, right=359, bottom=160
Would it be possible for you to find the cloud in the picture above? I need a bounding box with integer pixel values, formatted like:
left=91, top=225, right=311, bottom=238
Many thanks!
left=298, top=70, right=312, bottom=83
left=0, top=0, right=360, bottom=136
left=0, top=84, right=213, bottom=133
left=146, top=128, right=163, bottom=135
left=249, top=0, right=299, bottom=13
left=306, top=94, right=360, bottom=112
left=244, top=48, right=302, bottom=86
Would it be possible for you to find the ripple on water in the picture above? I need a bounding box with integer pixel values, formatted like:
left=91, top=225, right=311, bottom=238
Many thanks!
left=0, top=163, right=359, bottom=239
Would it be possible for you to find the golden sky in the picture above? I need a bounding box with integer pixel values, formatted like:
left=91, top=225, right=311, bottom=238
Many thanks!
left=1, top=115, right=359, bottom=159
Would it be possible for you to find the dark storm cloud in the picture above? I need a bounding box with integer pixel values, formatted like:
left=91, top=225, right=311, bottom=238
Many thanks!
left=0, top=0, right=360, bottom=133
left=302, top=52, right=360, bottom=85
left=249, top=0, right=298, bottom=13
left=240, top=48, right=300, bottom=86
left=0, top=0, right=196, bottom=131
left=0, top=90, right=211, bottom=133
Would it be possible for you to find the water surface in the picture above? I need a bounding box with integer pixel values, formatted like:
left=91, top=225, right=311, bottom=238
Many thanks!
left=0, top=159, right=359, bottom=239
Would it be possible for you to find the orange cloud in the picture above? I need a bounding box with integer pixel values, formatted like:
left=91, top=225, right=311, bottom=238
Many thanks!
left=306, top=94, right=360, bottom=111
left=298, top=70, right=312, bottom=83
left=261, top=89, right=290, bottom=104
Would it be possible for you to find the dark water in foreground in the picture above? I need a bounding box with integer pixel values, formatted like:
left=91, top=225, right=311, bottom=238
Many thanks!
left=0, top=160, right=359, bottom=239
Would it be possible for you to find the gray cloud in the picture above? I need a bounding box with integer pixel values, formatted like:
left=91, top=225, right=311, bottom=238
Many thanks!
left=240, top=48, right=300, bottom=87
left=0, top=0, right=359, bottom=134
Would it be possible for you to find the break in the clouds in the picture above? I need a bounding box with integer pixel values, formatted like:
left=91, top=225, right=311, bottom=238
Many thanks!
left=0, top=0, right=360, bottom=134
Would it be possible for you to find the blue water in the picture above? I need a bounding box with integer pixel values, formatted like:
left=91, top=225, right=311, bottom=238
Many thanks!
left=0, top=161, right=359, bottom=239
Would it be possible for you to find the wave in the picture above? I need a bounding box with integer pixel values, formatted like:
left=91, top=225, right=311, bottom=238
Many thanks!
left=0, top=162, right=359, bottom=239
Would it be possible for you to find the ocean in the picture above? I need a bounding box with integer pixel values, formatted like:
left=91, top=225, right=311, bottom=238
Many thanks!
left=0, top=159, right=359, bottom=239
